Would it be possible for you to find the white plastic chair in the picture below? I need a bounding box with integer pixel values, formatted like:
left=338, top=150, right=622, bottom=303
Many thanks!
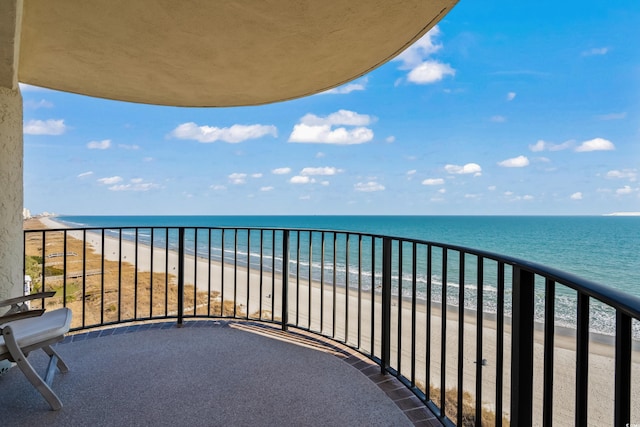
left=0, top=292, right=72, bottom=410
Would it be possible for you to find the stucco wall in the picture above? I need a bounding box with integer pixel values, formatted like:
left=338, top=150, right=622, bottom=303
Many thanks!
left=0, top=86, right=23, bottom=300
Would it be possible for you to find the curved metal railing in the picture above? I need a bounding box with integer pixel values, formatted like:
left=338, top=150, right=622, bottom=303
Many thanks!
left=23, top=226, right=640, bottom=426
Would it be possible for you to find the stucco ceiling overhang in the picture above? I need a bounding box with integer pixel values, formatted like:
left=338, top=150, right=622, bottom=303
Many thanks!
left=18, top=0, right=458, bottom=107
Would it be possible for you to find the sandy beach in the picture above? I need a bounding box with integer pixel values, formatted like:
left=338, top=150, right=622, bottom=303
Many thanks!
left=30, top=216, right=640, bottom=425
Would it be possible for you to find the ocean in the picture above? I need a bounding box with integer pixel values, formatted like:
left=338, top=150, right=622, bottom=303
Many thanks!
left=55, top=215, right=640, bottom=335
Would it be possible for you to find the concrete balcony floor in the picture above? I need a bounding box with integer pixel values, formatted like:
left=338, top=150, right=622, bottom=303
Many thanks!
left=0, top=320, right=442, bottom=426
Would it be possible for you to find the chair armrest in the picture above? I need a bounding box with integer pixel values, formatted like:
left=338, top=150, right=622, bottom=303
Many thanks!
left=0, top=291, right=56, bottom=308
left=0, top=309, right=45, bottom=326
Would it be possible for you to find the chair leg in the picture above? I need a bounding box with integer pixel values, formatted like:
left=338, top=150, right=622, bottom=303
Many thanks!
left=42, top=345, right=70, bottom=374
left=2, top=329, right=63, bottom=410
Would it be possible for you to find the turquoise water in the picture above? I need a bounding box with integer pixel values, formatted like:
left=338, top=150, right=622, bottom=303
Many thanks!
left=56, top=215, right=640, bottom=334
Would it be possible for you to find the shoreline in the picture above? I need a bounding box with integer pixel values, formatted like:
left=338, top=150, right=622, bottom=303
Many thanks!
left=30, top=216, right=640, bottom=424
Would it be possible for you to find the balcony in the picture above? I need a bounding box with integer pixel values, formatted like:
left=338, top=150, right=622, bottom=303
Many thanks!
left=13, top=223, right=640, bottom=426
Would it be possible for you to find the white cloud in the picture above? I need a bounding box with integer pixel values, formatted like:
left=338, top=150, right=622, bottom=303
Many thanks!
left=272, top=167, right=292, bottom=175
left=444, top=163, right=482, bottom=175
left=504, top=191, right=514, bottom=196
left=491, top=115, right=507, bottom=123
left=251, top=173, right=263, bottom=178
left=606, top=169, right=637, bottom=181
left=299, top=195, right=311, bottom=200
left=77, top=171, right=93, bottom=178
left=316, top=152, right=325, bottom=158
left=498, top=155, right=529, bottom=168
left=23, top=119, right=67, bottom=135
left=354, top=181, right=385, bottom=192
left=596, top=112, right=626, bottom=120
left=290, top=176, right=314, bottom=184
left=422, top=178, right=445, bottom=186
left=322, top=78, right=367, bottom=95
left=386, top=136, right=396, bottom=143
left=87, top=139, right=111, bottom=150
left=570, top=192, right=583, bottom=200
left=407, top=61, right=455, bottom=84
left=575, top=138, right=615, bottom=152
left=289, top=110, right=375, bottom=144
left=108, top=180, right=159, bottom=192
left=289, top=125, right=373, bottom=145
left=582, top=47, right=608, bottom=57
left=260, top=186, right=274, bottom=192
left=210, top=184, right=227, bottom=191
left=300, top=110, right=374, bottom=126
left=488, top=186, right=497, bottom=191
left=118, top=144, right=140, bottom=150
left=98, top=176, right=123, bottom=185
left=24, top=99, right=54, bottom=109
left=395, top=27, right=443, bottom=68
left=170, top=122, right=277, bottom=143
left=507, top=92, right=516, bottom=101
left=394, top=27, right=455, bottom=85
left=300, top=167, right=342, bottom=176
left=438, top=188, right=446, bottom=194
left=522, top=195, right=534, bottom=201
left=529, top=139, right=574, bottom=152
left=616, top=185, right=633, bottom=195
left=228, top=173, right=247, bottom=184
left=321, top=181, right=330, bottom=186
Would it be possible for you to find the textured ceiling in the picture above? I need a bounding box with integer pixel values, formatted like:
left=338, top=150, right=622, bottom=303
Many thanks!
left=19, top=0, right=458, bottom=106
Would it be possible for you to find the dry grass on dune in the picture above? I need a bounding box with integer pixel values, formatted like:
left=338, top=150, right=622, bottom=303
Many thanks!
left=23, top=219, right=242, bottom=328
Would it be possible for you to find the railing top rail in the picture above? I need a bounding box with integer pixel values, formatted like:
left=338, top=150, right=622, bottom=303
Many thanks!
left=25, top=225, right=640, bottom=320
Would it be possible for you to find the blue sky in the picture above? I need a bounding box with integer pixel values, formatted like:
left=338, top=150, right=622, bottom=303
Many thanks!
left=22, top=1, right=639, bottom=216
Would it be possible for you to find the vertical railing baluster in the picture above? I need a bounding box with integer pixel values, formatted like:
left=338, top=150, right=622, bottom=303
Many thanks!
left=259, top=230, right=263, bottom=320
left=308, top=231, right=312, bottom=330
left=100, top=229, right=105, bottom=325
left=177, top=227, right=185, bottom=326
left=271, top=229, right=275, bottom=320
left=398, top=240, right=403, bottom=372
left=346, top=233, right=350, bottom=343
left=150, top=228, right=155, bottom=318
left=332, top=232, right=337, bottom=339
left=82, top=229, right=87, bottom=327
left=118, top=230, right=122, bottom=322
left=440, top=248, right=447, bottom=416
left=233, top=229, right=238, bottom=317
left=321, top=232, right=325, bottom=334
left=381, top=237, right=392, bottom=375
left=426, top=244, right=432, bottom=400
left=246, top=229, right=251, bottom=319
left=42, top=231, right=47, bottom=294
left=282, top=230, right=290, bottom=331
left=296, top=231, right=300, bottom=326
left=475, top=256, right=484, bottom=424
left=194, top=228, right=198, bottom=316
left=357, top=234, right=362, bottom=350
left=411, top=242, right=417, bottom=387
left=63, top=230, right=67, bottom=307
left=134, top=228, right=138, bottom=319
left=510, top=267, right=535, bottom=425
left=457, top=251, right=465, bottom=427
left=207, top=229, right=212, bottom=317
left=371, top=237, right=376, bottom=357
left=543, top=278, right=555, bottom=427
left=575, top=293, right=589, bottom=426
left=164, top=228, right=169, bottom=317
left=221, top=229, right=225, bottom=316
left=496, top=262, right=505, bottom=427
left=614, top=310, right=632, bottom=426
